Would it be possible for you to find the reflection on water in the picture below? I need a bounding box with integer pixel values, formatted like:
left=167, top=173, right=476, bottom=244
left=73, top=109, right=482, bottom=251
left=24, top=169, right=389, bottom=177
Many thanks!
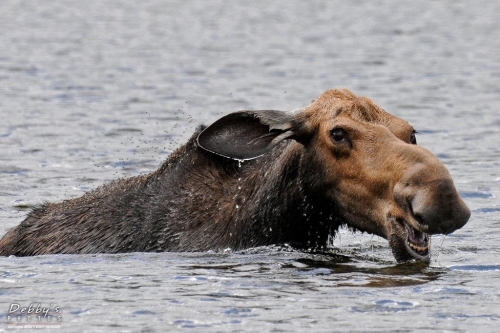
left=291, top=257, right=443, bottom=287
left=187, top=251, right=441, bottom=288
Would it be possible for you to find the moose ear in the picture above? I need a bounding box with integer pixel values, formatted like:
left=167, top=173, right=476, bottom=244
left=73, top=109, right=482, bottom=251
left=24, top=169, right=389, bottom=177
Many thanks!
left=197, top=110, right=299, bottom=160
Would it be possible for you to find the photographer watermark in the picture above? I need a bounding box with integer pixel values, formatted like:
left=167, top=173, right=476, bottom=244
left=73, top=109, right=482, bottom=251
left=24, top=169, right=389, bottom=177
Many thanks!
left=6, top=303, right=62, bottom=329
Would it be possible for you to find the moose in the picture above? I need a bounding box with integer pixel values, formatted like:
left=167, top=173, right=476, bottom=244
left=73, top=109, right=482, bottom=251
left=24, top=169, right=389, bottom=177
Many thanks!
left=0, top=89, right=470, bottom=261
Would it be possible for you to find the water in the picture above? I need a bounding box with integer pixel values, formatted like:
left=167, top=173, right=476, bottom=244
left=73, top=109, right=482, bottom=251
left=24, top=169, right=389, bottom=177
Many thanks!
left=1, top=0, right=499, bottom=331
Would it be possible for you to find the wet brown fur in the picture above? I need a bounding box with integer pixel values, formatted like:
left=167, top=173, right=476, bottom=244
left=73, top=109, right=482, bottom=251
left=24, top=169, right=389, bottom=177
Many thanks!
left=0, top=89, right=470, bottom=260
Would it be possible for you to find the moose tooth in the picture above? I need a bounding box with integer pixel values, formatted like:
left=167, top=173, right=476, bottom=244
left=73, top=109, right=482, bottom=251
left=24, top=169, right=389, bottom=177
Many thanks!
left=408, top=242, right=429, bottom=252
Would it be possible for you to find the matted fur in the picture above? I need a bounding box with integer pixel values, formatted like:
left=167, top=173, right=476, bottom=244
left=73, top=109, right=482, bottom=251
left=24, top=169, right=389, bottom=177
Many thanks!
left=0, top=89, right=470, bottom=261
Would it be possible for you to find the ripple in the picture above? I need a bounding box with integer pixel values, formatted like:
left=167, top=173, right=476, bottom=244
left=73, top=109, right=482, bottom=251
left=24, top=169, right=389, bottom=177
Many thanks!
left=472, top=207, right=500, bottom=214
left=131, top=310, right=156, bottom=316
left=0, top=166, right=30, bottom=175
left=352, top=299, right=418, bottom=313
left=460, top=191, right=494, bottom=199
left=449, top=265, right=500, bottom=272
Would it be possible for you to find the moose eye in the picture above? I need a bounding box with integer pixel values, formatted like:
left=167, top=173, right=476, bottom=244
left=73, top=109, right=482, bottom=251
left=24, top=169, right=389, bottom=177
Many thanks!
left=410, top=131, right=417, bottom=145
left=330, top=128, right=347, bottom=142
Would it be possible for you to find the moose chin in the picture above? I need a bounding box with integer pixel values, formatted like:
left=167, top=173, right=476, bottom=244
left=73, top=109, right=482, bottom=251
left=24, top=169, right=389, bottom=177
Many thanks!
left=0, top=89, right=470, bottom=262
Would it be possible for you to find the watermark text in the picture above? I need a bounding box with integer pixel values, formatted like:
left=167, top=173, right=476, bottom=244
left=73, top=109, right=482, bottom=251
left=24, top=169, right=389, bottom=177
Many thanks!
left=6, top=303, right=62, bottom=329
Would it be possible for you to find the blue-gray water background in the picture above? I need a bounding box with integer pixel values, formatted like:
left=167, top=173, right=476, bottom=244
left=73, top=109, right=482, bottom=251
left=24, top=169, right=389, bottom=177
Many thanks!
left=1, top=1, right=499, bottom=332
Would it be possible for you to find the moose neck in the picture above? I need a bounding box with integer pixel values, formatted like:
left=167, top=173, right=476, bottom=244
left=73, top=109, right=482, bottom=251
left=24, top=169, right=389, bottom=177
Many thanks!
left=147, top=130, right=342, bottom=252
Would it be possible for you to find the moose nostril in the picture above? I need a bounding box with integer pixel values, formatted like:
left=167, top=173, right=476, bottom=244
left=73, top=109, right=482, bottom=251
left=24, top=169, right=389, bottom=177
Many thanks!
left=395, top=175, right=471, bottom=236
left=412, top=213, right=427, bottom=228
left=409, top=184, right=471, bottom=235
left=410, top=192, right=451, bottom=233
left=406, top=196, right=430, bottom=231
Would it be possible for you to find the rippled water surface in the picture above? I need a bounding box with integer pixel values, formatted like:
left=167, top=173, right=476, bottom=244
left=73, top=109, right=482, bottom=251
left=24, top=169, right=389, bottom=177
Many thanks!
left=1, top=1, right=500, bottom=332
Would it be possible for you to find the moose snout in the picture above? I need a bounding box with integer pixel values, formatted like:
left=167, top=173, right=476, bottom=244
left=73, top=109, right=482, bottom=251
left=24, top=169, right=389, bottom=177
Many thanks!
left=394, top=164, right=471, bottom=235
left=409, top=179, right=470, bottom=234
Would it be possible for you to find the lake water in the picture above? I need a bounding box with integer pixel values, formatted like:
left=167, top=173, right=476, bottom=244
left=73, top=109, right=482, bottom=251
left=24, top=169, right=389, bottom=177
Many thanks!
left=1, top=0, right=499, bottom=332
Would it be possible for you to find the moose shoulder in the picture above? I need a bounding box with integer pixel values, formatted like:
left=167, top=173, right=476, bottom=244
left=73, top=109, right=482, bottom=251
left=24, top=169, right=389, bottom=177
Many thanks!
left=0, top=89, right=470, bottom=261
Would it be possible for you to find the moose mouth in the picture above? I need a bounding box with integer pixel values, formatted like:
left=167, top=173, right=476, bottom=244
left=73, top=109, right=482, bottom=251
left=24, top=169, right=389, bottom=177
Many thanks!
left=403, top=221, right=429, bottom=260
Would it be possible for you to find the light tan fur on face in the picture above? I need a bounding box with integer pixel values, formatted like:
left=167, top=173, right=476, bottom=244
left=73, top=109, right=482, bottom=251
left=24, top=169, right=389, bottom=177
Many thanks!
left=296, top=89, right=462, bottom=242
left=303, top=88, right=415, bottom=143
